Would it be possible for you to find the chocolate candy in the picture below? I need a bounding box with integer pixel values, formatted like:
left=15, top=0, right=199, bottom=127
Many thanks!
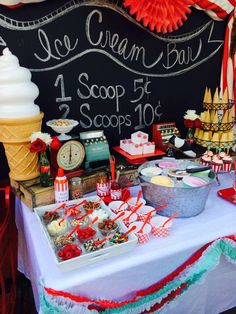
left=98, top=219, right=118, bottom=236
left=109, top=232, right=128, bottom=244
left=83, top=238, right=105, bottom=252
left=43, top=211, right=60, bottom=223
left=77, top=227, right=96, bottom=243
left=83, top=201, right=100, bottom=211
left=54, top=234, right=75, bottom=247
left=57, top=244, right=82, bottom=261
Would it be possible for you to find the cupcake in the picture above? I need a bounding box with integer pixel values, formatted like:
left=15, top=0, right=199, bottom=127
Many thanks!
left=222, top=154, right=232, bottom=172
left=200, top=154, right=211, bottom=166
left=200, top=150, right=213, bottom=166
left=211, top=155, right=223, bottom=173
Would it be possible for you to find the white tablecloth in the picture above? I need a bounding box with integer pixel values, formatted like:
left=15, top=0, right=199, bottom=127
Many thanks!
left=15, top=172, right=236, bottom=313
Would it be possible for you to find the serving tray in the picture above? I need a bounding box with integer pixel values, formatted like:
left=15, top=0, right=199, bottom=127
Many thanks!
left=34, top=196, right=137, bottom=272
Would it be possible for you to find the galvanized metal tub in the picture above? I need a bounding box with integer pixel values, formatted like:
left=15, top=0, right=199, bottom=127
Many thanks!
left=138, top=159, right=216, bottom=218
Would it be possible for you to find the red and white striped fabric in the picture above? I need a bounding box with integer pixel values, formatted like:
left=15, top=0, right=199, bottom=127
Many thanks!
left=194, top=0, right=235, bottom=20
left=220, top=9, right=236, bottom=106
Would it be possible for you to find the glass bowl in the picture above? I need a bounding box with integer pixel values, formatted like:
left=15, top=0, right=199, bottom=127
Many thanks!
left=46, top=119, right=78, bottom=140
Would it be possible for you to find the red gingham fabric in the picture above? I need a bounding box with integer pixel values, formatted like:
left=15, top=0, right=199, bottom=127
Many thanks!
left=152, top=226, right=170, bottom=237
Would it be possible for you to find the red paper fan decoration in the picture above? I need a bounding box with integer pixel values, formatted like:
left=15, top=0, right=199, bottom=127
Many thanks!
left=123, top=0, right=196, bottom=33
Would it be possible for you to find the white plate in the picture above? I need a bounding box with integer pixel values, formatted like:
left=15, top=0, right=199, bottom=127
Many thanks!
left=141, top=167, right=162, bottom=177
left=182, top=176, right=208, bottom=187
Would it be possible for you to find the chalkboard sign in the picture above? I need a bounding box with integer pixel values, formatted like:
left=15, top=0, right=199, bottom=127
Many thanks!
left=0, top=0, right=227, bottom=179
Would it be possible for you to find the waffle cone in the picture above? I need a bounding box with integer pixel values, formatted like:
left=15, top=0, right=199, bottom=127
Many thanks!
left=0, top=112, right=44, bottom=180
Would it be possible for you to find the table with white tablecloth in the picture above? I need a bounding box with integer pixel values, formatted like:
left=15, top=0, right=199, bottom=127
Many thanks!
left=15, top=172, right=236, bottom=314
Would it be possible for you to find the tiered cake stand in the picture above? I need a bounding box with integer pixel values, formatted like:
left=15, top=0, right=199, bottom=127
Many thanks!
left=194, top=100, right=235, bottom=149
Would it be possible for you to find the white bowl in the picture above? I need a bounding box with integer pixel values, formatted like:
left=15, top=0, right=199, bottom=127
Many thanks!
left=150, top=216, right=172, bottom=228
left=109, top=201, right=128, bottom=212
left=46, top=119, right=78, bottom=140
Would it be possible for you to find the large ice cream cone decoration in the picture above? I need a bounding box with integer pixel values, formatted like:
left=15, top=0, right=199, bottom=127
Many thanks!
left=0, top=113, right=44, bottom=180
left=0, top=47, right=43, bottom=181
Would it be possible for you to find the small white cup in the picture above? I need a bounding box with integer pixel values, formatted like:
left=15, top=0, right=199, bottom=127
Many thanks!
left=127, top=197, right=146, bottom=210
left=108, top=201, right=128, bottom=213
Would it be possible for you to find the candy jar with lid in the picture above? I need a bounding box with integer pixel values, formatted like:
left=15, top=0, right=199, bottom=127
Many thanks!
left=69, top=177, right=83, bottom=200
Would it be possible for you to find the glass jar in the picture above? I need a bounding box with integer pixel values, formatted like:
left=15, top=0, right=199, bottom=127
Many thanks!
left=69, top=177, right=83, bottom=200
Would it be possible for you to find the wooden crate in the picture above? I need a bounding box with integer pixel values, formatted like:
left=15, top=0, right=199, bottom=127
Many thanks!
left=11, top=168, right=139, bottom=209
left=10, top=177, right=55, bottom=209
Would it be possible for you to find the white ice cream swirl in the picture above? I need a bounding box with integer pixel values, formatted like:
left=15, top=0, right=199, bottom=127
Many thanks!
left=0, top=48, right=40, bottom=118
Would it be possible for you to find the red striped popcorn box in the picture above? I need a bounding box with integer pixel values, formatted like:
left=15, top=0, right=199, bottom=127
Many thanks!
left=151, top=226, right=170, bottom=238
left=96, top=182, right=110, bottom=197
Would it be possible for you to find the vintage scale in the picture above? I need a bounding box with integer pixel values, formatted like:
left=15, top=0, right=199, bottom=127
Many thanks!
left=79, top=130, right=110, bottom=169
